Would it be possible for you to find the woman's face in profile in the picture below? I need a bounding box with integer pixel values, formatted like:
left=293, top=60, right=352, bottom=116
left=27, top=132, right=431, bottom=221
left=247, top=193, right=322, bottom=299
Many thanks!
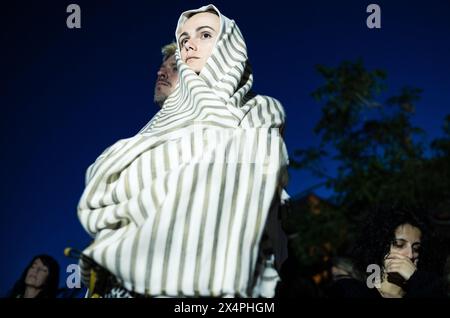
left=388, top=223, right=422, bottom=265
left=25, top=258, right=49, bottom=289
left=178, top=12, right=220, bottom=74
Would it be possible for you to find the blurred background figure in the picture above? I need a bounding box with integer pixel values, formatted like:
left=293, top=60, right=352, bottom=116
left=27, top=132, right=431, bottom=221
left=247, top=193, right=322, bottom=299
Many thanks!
left=330, top=256, right=363, bottom=282
left=7, top=254, right=60, bottom=298
left=325, top=256, right=364, bottom=297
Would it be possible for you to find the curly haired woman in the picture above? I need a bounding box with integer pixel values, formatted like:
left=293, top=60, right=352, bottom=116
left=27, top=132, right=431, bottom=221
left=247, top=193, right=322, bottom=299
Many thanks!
left=330, top=205, right=446, bottom=298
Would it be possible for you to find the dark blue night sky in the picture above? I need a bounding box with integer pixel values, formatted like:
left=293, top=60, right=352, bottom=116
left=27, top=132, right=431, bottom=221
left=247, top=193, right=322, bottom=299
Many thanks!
left=2, top=0, right=449, bottom=295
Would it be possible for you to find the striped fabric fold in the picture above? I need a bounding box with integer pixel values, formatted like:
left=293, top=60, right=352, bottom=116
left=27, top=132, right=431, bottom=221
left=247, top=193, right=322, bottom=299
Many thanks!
left=77, top=4, right=289, bottom=297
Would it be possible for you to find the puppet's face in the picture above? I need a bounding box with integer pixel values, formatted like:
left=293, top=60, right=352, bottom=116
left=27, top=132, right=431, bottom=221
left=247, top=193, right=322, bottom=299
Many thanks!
left=178, top=12, right=220, bottom=74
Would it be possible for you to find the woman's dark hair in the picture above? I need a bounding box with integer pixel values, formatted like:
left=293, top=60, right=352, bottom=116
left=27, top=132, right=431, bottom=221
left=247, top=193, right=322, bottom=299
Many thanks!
left=8, top=254, right=60, bottom=298
left=351, top=204, right=441, bottom=280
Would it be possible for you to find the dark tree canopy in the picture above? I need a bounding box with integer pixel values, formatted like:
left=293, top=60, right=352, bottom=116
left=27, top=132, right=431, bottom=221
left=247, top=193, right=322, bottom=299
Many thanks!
left=286, top=60, right=450, bottom=272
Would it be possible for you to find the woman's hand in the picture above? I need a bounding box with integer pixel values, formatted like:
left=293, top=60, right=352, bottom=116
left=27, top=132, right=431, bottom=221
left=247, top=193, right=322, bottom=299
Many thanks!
left=384, top=251, right=417, bottom=281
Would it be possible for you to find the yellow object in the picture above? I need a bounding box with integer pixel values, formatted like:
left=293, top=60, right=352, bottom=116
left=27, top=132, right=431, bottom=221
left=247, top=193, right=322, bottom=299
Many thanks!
left=88, top=270, right=98, bottom=298
left=63, top=247, right=72, bottom=257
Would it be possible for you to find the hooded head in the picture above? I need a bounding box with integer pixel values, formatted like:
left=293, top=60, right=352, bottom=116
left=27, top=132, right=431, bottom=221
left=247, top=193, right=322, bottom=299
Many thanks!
left=177, top=9, right=221, bottom=75
left=173, top=5, right=252, bottom=102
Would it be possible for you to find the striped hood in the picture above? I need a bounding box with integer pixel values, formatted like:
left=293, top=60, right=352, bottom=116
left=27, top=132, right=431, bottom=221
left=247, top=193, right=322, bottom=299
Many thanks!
left=139, top=4, right=272, bottom=134
left=77, top=4, right=289, bottom=297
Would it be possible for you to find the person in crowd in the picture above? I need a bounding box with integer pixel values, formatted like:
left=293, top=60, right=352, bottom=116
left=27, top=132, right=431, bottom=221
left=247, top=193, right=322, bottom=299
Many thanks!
left=153, top=42, right=179, bottom=107
left=330, top=205, right=447, bottom=298
left=8, top=254, right=60, bottom=298
left=77, top=4, right=289, bottom=298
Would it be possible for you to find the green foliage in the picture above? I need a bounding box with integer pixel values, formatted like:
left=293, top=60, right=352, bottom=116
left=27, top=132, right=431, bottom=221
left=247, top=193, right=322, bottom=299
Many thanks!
left=285, top=204, right=348, bottom=268
left=311, top=60, right=387, bottom=143
left=431, top=115, right=450, bottom=157
left=289, top=59, right=450, bottom=269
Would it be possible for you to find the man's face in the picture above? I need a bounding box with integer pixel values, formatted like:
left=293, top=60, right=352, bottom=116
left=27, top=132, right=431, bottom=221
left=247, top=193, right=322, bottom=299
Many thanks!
left=154, top=54, right=179, bottom=107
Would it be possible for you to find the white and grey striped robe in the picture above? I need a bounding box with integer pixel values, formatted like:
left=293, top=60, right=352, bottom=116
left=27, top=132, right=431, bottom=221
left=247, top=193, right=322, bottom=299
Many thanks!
left=77, top=4, right=289, bottom=297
